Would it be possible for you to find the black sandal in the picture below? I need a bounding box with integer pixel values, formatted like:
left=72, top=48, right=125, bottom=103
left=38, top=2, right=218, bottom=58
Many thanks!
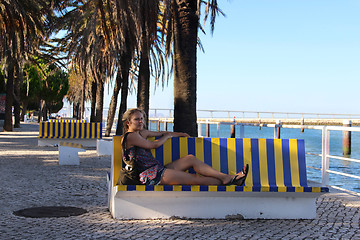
left=226, top=164, right=249, bottom=186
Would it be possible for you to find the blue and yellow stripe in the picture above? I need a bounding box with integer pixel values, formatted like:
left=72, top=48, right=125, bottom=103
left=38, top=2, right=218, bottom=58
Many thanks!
left=115, top=185, right=328, bottom=193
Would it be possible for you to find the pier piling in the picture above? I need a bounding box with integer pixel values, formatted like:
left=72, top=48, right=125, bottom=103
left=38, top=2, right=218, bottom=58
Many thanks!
left=343, top=120, right=351, bottom=156
left=301, top=118, right=305, bottom=133
left=157, top=120, right=161, bottom=131
left=259, top=119, right=261, bottom=130
left=230, top=124, right=235, bottom=138
left=274, top=120, right=281, bottom=139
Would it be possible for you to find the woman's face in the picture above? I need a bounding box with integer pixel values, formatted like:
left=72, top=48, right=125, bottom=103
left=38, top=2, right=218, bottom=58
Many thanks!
left=127, top=111, right=144, bottom=131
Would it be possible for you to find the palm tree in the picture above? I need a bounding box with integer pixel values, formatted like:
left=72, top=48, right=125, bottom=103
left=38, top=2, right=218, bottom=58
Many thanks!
left=54, top=0, right=117, bottom=123
left=133, top=1, right=171, bottom=130
left=50, top=1, right=168, bottom=136
left=66, top=68, right=92, bottom=119
left=136, top=0, right=158, bottom=125
left=0, top=0, right=52, bottom=131
left=171, top=0, right=199, bottom=137
left=115, top=51, right=132, bottom=135
left=54, top=0, right=220, bottom=137
left=77, top=0, right=169, bottom=136
left=161, top=0, right=223, bottom=136
left=106, top=0, right=139, bottom=135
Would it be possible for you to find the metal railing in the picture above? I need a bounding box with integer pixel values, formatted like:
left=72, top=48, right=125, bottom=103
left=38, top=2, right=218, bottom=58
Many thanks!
left=149, top=108, right=360, bottom=119
left=320, top=126, right=360, bottom=186
left=267, top=124, right=360, bottom=190
left=57, top=106, right=360, bottom=121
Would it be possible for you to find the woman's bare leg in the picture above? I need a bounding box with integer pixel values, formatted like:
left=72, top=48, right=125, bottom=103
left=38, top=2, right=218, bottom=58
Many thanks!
left=165, top=154, right=245, bottom=185
left=160, top=168, right=222, bottom=185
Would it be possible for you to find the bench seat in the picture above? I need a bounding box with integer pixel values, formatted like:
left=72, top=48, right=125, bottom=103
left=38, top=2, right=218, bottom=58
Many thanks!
left=109, top=136, right=329, bottom=219
left=115, top=185, right=327, bottom=193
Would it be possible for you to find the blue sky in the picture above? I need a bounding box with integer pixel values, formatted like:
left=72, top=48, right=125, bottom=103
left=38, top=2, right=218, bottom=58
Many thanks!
left=108, top=0, right=360, bottom=115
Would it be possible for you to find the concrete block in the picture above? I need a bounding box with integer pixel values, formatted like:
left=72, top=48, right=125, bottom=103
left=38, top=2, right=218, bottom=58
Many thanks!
left=58, top=142, right=85, bottom=165
left=97, top=139, right=113, bottom=156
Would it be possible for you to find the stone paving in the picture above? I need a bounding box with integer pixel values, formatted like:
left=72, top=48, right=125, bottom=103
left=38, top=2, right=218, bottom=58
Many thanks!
left=0, top=122, right=359, bottom=240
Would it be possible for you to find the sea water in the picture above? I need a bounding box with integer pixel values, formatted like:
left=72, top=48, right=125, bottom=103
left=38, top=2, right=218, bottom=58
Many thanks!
left=149, top=122, right=360, bottom=193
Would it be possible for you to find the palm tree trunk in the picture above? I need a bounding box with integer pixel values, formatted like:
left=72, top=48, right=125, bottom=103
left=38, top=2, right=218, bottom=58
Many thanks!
left=40, top=100, right=47, bottom=121
left=90, top=80, right=97, bottom=122
left=115, top=54, right=131, bottom=136
left=38, top=100, right=42, bottom=123
left=80, top=79, right=86, bottom=120
left=3, top=57, right=15, bottom=131
left=116, top=77, right=129, bottom=136
left=137, top=48, right=150, bottom=127
left=0, top=71, right=5, bottom=93
left=172, top=0, right=199, bottom=137
left=21, top=102, right=28, bottom=122
left=73, top=103, right=80, bottom=119
left=14, top=60, right=22, bottom=128
left=95, top=77, right=104, bottom=123
left=137, top=6, right=152, bottom=127
left=105, top=72, right=121, bottom=137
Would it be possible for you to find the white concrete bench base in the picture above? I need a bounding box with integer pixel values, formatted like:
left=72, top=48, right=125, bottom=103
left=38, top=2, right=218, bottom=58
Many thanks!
left=38, top=138, right=97, bottom=147
left=97, top=139, right=113, bottom=156
left=58, top=143, right=85, bottom=165
left=110, top=190, right=322, bottom=220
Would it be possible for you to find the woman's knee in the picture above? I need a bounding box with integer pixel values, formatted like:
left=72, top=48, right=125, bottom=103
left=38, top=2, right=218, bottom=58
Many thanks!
left=184, top=154, right=198, bottom=161
left=180, top=154, right=200, bottom=166
left=160, top=168, right=197, bottom=185
left=165, top=154, right=200, bottom=170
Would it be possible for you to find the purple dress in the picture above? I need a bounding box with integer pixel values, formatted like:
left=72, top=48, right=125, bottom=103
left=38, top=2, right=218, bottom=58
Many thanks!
left=125, top=147, right=165, bottom=184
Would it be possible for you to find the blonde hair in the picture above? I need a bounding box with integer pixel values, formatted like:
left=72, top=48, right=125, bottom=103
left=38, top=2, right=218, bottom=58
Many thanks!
left=122, top=108, right=147, bottom=132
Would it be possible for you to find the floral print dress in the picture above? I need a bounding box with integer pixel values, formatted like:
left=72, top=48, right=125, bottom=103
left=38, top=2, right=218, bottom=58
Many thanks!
left=124, top=147, right=165, bottom=184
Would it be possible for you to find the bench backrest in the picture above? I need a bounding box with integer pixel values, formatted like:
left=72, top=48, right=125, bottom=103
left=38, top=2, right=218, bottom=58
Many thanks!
left=48, top=119, right=86, bottom=123
left=112, top=136, right=308, bottom=188
left=39, top=122, right=102, bottom=139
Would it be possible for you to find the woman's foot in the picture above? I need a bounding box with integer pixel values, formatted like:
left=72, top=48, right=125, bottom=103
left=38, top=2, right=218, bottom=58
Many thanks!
left=225, top=164, right=249, bottom=186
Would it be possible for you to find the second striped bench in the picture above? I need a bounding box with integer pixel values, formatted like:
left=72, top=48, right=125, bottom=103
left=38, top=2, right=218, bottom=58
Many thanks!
left=38, top=121, right=102, bottom=147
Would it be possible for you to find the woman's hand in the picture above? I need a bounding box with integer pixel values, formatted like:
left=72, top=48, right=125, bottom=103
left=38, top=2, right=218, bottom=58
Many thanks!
left=172, top=132, right=190, bottom=138
left=181, top=132, right=190, bottom=137
left=140, top=129, right=191, bottom=140
left=162, top=132, right=173, bottom=139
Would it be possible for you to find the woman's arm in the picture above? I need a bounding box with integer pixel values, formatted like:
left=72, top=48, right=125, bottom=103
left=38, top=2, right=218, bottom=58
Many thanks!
left=141, top=129, right=190, bottom=139
left=126, top=130, right=190, bottom=150
left=169, top=132, right=190, bottom=137
left=126, top=131, right=172, bottom=150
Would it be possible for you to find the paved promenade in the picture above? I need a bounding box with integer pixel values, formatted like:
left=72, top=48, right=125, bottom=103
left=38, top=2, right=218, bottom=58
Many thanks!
left=0, top=123, right=359, bottom=240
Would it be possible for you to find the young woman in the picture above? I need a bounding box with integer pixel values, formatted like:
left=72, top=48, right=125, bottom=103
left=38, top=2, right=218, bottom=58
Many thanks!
left=121, top=108, right=249, bottom=186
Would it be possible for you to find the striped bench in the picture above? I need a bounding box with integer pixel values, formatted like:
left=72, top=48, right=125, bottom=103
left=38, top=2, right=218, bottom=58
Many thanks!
left=38, top=121, right=102, bottom=147
left=109, top=136, right=329, bottom=219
